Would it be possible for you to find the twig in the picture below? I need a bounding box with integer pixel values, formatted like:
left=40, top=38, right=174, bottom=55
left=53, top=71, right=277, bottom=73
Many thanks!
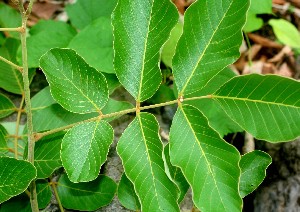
left=0, top=55, right=23, bottom=72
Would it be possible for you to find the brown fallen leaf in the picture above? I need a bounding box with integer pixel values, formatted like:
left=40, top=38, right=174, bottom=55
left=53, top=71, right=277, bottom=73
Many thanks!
left=268, top=46, right=292, bottom=63
left=248, top=33, right=283, bottom=49
left=276, top=62, right=293, bottom=77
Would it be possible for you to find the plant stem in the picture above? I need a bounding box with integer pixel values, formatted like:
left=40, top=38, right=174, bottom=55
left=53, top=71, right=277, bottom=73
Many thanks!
left=0, top=55, right=23, bottom=72
left=51, top=182, right=64, bottom=212
left=35, top=95, right=211, bottom=141
left=19, top=0, right=39, bottom=210
left=14, top=94, right=25, bottom=158
left=0, top=27, right=23, bottom=32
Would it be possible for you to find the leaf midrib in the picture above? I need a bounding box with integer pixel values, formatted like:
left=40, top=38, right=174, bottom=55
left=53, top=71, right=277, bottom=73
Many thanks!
left=212, top=95, right=300, bottom=109
left=137, top=0, right=155, bottom=101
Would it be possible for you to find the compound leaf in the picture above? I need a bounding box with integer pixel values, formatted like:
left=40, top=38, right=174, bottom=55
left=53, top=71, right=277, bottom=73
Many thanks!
left=0, top=94, right=15, bottom=119
left=0, top=157, right=36, bottom=204
left=213, top=74, right=300, bottom=142
left=239, top=150, right=272, bottom=198
left=117, top=113, right=180, bottom=212
left=39, top=48, right=108, bottom=114
left=118, top=173, right=141, bottom=211
left=68, top=17, right=114, bottom=73
left=57, top=174, right=116, bottom=211
left=66, top=0, right=117, bottom=30
left=173, top=0, right=249, bottom=97
left=169, top=105, right=242, bottom=211
left=61, top=120, right=113, bottom=182
left=112, top=0, right=178, bottom=101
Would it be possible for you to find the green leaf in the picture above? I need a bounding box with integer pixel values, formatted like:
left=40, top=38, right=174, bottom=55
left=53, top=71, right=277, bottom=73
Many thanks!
left=57, top=174, right=117, bottom=211
left=164, top=144, right=189, bottom=203
left=24, top=132, right=63, bottom=179
left=212, top=74, right=300, bottom=142
left=0, top=38, right=24, bottom=94
left=243, top=12, right=263, bottom=32
left=0, top=180, right=52, bottom=211
left=102, top=99, right=134, bottom=122
left=117, top=113, right=180, bottom=212
left=112, top=0, right=179, bottom=102
left=31, top=104, right=96, bottom=132
left=66, top=0, right=118, bottom=30
left=31, top=86, right=56, bottom=109
left=0, top=157, right=36, bottom=204
left=173, top=0, right=249, bottom=97
left=19, top=20, right=77, bottom=68
left=0, top=125, right=8, bottom=156
left=195, top=99, right=243, bottom=136
left=61, top=120, right=113, bottom=182
left=39, top=48, right=109, bottom=114
left=118, top=173, right=141, bottom=211
left=68, top=17, right=114, bottom=73
left=249, top=0, right=272, bottom=14
left=0, top=3, right=21, bottom=39
left=161, top=22, right=183, bottom=68
left=169, top=105, right=242, bottom=211
left=269, top=19, right=300, bottom=49
left=0, top=94, right=15, bottom=119
left=0, top=123, right=25, bottom=158
left=239, top=150, right=272, bottom=198
left=148, top=84, right=176, bottom=104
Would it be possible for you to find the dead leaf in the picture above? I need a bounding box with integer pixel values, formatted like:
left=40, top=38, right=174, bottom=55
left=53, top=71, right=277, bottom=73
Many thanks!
left=248, top=33, right=283, bottom=49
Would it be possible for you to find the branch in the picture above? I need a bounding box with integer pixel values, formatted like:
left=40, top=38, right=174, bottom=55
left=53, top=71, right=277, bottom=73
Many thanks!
left=0, top=27, right=23, bottom=32
left=34, top=95, right=211, bottom=141
left=0, top=55, right=23, bottom=72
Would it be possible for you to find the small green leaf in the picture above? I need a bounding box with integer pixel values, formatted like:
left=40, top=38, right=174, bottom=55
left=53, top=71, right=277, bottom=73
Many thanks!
left=212, top=74, right=300, bottom=142
left=239, top=150, right=272, bottom=198
left=31, top=86, right=56, bottom=109
left=112, top=0, right=179, bottom=101
left=161, top=22, right=183, bottom=68
left=57, top=174, right=117, bottom=211
left=66, top=0, right=118, bottom=30
left=244, top=12, right=263, bottom=32
left=164, top=144, right=189, bottom=203
left=68, top=17, right=114, bottom=73
left=169, top=105, right=242, bottom=211
left=24, top=132, right=63, bottom=179
left=40, top=48, right=108, bottom=114
left=173, top=0, right=249, bottom=97
left=0, top=3, right=21, bottom=39
left=0, top=157, right=36, bottom=204
left=0, top=94, right=15, bottom=119
left=117, top=113, right=180, bottom=212
left=118, top=173, right=141, bottom=211
left=35, top=180, right=52, bottom=208
left=269, top=19, right=300, bottom=49
left=18, top=20, right=77, bottom=68
left=61, top=120, right=113, bottom=182
left=249, top=0, right=272, bottom=14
